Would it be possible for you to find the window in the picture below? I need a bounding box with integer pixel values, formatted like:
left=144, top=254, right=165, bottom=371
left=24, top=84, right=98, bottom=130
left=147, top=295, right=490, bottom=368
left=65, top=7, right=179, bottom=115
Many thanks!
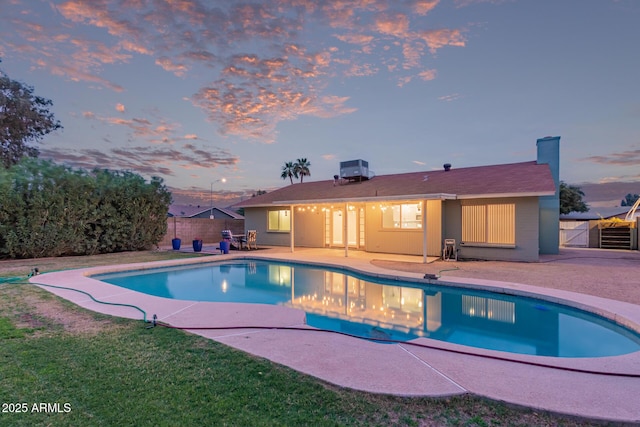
left=462, top=295, right=515, bottom=323
left=462, top=203, right=515, bottom=245
left=381, top=203, right=422, bottom=229
left=268, top=265, right=292, bottom=286
left=268, top=209, right=291, bottom=231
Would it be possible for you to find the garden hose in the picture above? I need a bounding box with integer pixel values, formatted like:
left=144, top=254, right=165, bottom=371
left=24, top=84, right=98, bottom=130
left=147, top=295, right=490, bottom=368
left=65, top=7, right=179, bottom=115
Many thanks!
left=424, top=266, right=459, bottom=280
left=30, top=281, right=150, bottom=323
left=0, top=276, right=27, bottom=284
left=8, top=267, right=151, bottom=324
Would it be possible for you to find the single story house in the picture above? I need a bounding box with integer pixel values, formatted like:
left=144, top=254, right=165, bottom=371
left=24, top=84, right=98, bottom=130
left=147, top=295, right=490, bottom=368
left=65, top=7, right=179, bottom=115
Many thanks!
left=234, top=137, right=560, bottom=262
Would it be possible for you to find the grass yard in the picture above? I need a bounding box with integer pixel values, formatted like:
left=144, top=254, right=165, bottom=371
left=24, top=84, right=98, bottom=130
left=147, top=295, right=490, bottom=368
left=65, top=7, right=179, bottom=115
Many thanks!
left=0, top=251, right=602, bottom=426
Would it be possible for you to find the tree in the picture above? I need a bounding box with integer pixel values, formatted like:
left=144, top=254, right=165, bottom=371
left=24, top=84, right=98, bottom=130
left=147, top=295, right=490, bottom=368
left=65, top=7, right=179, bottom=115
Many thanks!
left=294, top=158, right=311, bottom=183
left=280, top=161, right=297, bottom=184
left=0, top=158, right=171, bottom=258
left=559, top=181, right=589, bottom=214
left=621, top=193, right=639, bottom=207
left=0, top=61, right=62, bottom=168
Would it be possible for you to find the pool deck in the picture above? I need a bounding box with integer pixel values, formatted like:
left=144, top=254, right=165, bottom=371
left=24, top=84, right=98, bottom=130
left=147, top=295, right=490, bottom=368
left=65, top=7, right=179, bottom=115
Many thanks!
left=31, top=247, right=640, bottom=424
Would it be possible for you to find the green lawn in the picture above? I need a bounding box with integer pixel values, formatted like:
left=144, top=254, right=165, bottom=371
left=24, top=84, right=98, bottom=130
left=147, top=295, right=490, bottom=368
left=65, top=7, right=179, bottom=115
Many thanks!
left=0, top=251, right=601, bottom=426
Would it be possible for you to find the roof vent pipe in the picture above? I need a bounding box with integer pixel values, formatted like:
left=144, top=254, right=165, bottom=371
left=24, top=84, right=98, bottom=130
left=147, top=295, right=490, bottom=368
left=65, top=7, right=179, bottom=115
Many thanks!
left=443, top=163, right=452, bottom=171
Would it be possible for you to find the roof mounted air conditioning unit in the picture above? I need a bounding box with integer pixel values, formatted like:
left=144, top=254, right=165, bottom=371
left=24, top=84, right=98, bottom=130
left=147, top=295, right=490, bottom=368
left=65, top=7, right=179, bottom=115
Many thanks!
left=340, top=159, right=369, bottom=182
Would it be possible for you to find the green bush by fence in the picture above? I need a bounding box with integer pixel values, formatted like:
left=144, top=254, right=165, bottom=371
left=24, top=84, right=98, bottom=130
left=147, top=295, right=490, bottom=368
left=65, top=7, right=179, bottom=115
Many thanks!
left=0, top=158, right=171, bottom=258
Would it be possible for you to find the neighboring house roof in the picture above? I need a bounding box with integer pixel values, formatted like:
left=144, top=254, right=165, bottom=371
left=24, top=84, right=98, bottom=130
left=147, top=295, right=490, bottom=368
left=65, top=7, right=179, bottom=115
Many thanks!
left=215, top=207, right=245, bottom=219
left=168, top=204, right=244, bottom=219
left=234, top=161, right=555, bottom=208
left=168, top=204, right=209, bottom=217
left=560, top=207, right=632, bottom=221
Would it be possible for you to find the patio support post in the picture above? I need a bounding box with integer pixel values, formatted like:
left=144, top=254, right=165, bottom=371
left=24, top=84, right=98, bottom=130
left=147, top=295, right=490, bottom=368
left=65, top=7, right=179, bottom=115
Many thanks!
left=344, top=203, right=349, bottom=257
left=422, top=200, right=428, bottom=263
left=291, top=267, right=295, bottom=300
left=290, top=205, right=295, bottom=252
left=343, top=275, right=348, bottom=314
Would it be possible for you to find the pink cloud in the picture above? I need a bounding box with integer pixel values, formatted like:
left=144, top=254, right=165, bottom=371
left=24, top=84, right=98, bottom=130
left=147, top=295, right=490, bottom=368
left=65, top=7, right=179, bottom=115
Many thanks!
left=455, top=0, right=510, bottom=7
left=344, top=62, right=379, bottom=77
left=419, top=69, right=437, bottom=80
left=335, top=33, right=375, bottom=45
left=375, top=13, right=410, bottom=38
left=582, top=149, right=640, bottom=166
left=82, top=111, right=192, bottom=144
left=414, top=0, right=440, bottom=15
left=402, top=42, right=423, bottom=69
left=40, top=58, right=125, bottom=92
left=418, top=29, right=466, bottom=53
left=309, top=95, right=358, bottom=117
left=438, top=93, right=461, bottom=102
left=57, top=1, right=144, bottom=40
left=3, top=0, right=473, bottom=142
left=397, top=76, right=413, bottom=87
left=597, top=174, right=640, bottom=184
left=69, top=37, right=132, bottom=65
left=40, top=142, right=238, bottom=178
left=2, top=11, right=128, bottom=91
left=155, top=57, right=189, bottom=76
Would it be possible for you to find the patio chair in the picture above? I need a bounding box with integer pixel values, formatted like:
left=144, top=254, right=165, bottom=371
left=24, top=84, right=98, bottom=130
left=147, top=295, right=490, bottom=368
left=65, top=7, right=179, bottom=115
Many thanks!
left=244, top=230, right=257, bottom=250
left=236, top=230, right=257, bottom=250
left=221, top=230, right=240, bottom=250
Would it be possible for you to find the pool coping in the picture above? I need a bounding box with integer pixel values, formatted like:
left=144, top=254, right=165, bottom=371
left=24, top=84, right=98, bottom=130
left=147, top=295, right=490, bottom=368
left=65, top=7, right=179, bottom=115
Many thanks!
left=30, top=251, right=640, bottom=424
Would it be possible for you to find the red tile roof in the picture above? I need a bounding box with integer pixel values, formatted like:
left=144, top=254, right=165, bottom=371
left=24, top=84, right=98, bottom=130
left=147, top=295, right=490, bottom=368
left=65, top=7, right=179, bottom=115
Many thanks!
left=234, top=161, right=555, bottom=207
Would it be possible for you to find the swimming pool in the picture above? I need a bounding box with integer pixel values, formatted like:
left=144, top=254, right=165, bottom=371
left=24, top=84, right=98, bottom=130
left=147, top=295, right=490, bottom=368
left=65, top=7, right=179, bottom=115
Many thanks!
left=95, top=260, right=640, bottom=358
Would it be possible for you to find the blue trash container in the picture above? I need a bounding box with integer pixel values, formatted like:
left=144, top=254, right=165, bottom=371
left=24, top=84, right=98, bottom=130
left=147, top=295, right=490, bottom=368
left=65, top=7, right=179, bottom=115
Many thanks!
left=220, top=240, right=230, bottom=254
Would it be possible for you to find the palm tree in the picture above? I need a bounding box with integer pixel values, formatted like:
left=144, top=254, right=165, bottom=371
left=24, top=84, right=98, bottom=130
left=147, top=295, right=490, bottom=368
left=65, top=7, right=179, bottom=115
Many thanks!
left=280, top=161, right=298, bottom=185
left=294, top=158, right=311, bottom=183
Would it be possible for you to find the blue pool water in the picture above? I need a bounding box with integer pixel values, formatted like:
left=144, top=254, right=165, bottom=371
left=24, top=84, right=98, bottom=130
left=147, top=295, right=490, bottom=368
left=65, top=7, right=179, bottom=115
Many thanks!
left=95, top=260, right=640, bottom=358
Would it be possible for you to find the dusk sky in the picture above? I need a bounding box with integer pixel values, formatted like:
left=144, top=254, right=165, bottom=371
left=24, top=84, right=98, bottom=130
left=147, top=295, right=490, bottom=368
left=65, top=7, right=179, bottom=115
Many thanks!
left=1, top=0, right=639, bottom=206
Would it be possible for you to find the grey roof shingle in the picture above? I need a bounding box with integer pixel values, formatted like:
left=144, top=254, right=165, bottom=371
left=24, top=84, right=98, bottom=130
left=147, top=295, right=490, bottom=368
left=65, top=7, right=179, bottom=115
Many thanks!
left=168, top=204, right=211, bottom=217
left=168, top=204, right=244, bottom=219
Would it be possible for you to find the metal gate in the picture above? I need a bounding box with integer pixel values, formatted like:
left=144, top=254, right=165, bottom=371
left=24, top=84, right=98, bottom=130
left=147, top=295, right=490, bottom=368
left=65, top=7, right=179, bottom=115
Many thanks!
left=560, top=221, right=589, bottom=247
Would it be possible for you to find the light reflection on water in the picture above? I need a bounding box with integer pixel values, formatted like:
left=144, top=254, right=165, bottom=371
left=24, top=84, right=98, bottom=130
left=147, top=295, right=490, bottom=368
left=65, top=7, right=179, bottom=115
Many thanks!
left=95, top=260, right=640, bottom=358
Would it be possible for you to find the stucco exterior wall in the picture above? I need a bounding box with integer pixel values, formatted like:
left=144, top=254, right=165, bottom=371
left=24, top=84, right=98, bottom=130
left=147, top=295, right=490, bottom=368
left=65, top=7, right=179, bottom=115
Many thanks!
left=426, top=200, right=443, bottom=256
left=243, top=207, right=291, bottom=247
left=243, top=197, right=541, bottom=261
left=364, top=200, right=442, bottom=256
left=292, top=208, right=325, bottom=247
left=443, top=197, right=540, bottom=262
left=244, top=206, right=324, bottom=247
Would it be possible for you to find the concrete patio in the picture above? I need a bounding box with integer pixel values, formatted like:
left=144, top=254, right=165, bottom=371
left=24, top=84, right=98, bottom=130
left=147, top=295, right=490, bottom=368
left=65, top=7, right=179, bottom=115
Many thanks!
left=31, top=247, right=640, bottom=424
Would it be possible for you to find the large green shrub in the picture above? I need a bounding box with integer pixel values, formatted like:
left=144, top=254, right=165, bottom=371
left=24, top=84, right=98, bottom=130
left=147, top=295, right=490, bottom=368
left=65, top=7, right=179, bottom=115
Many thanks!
left=0, top=158, right=171, bottom=258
